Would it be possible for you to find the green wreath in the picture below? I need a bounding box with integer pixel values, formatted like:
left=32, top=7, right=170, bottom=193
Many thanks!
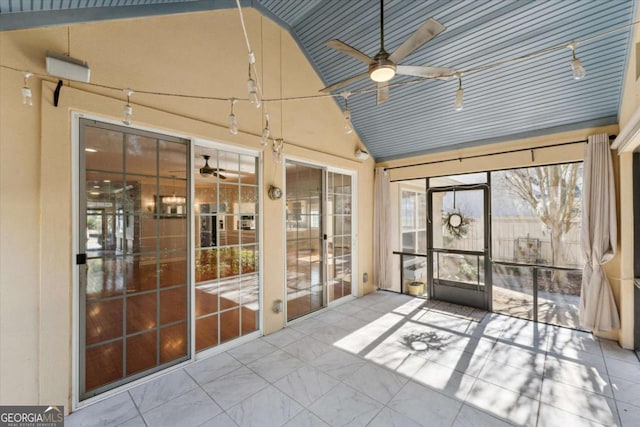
left=442, top=211, right=472, bottom=239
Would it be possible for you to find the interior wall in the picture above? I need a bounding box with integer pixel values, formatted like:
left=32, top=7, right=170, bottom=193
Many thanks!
left=0, top=9, right=374, bottom=409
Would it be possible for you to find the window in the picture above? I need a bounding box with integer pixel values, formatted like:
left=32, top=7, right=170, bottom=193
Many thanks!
left=400, top=186, right=427, bottom=254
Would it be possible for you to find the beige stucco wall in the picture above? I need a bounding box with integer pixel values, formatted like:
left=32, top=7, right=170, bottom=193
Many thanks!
left=0, top=9, right=375, bottom=409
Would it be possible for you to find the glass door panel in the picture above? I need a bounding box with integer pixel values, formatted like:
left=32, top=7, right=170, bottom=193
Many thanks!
left=194, top=147, right=260, bottom=352
left=327, top=172, right=353, bottom=303
left=286, top=161, right=324, bottom=321
left=79, top=119, right=189, bottom=400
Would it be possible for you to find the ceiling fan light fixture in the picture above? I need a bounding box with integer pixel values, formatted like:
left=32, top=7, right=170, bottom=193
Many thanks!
left=369, top=58, right=396, bottom=82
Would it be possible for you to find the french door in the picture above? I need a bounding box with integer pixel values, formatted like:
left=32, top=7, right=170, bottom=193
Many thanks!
left=78, top=119, right=190, bottom=399
left=285, top=161, right=354, bottom=321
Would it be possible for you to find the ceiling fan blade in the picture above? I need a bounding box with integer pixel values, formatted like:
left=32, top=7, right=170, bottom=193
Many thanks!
left=320, top=71, right=370, bottom=93
left=389, top=18, right=445, bottom=63
left=326, top=39, right=373, bottom=64
left=376, top=82, right=390, bottom=105
left=396, top=65, right=454, bottom=78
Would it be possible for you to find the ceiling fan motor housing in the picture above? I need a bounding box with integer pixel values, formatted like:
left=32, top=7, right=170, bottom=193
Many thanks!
left=369, top=50, right=396, bottom=82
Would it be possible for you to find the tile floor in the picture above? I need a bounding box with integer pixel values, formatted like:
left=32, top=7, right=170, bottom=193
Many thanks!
left=67, top=291, right=640, bottom=426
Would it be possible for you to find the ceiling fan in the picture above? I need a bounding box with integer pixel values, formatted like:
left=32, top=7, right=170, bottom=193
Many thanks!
left=199, top=155, right=227, bottom=179
left=320, top=0, right=454, bottom=104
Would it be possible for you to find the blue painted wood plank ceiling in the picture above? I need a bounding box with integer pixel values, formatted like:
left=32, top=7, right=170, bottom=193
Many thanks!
left=1, top=0, right=636, bottom=161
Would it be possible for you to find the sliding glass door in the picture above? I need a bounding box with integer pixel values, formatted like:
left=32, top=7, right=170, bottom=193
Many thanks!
left=285, top=162, right=324, bottom=320
left=285, top=162, right=355, bottom=321
left=79, top=119, right=189, bottom=399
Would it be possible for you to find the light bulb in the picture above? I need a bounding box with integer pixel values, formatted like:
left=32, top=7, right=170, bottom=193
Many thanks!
left=122, top=89, right=134, bottom=125
left=228, top=113, right=238, bottom=135
left=571, top=57, right=586, bottom=80
left=343, top=109, right=353, bottom=134
left=261, top=127, right=270, bottom=146
left=21, top=72, right=33, bottom=107
left=247, top=78, right=261, bottom=108
left=454, top=88, right=464, bottom=111
left=22, top=86, right=33, bottom=106
left=122, top=104, right=132, bottom=125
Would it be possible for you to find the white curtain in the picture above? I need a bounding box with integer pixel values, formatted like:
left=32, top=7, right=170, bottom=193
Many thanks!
left=579, top=133, right=620, bottom=331
left=374, top=167, right=392, bottom=289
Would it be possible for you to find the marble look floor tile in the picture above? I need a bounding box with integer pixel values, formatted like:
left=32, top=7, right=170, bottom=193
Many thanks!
left=332, top=302, right=365, bottom=316
left=186, top=352, right=243, bottom=386
left=417, top=311, right=472, bottom=334
left=387, top=380, right=463, bottom=427
left=314, top=309, right=350, bottom=325
left=227, top=339, right=278, bottom=365
left=129, top=369, right=198, bottom=413
left=282, top=335, right=333, bottom=362
left=387, top=298, right=427, bottom=316
left=487, top=342, right=545, bottom=372
left=114, top=415, right=146, bottom=427
left=343, top=362, right=407, bottom=404
left=142, top=387, right=222, bottom=427
left=452, top=405, right=515, bottom=427
left=246, top=349, right=305, bottom=383
left=66, top=392, right=139, bottom=427
left=310, top=325, right=352, bottom=346
left=428, top=347, right=488, bottom=377
left=540, top=378, right=619, bottom=425
left=617, top=401, right=640, bottom=427
left=336, top=316, right=372, bottom=333
left=600, top=339, right=639, bottom=364
left=546, top=345, right=607, bottom=371
left=350, top=308, right=385, bottom=323
left=605, top=357, right=640, bottom=383
left=363, top=341, right=414, bottom=370
left=308, top=383, right=383, bottom=427
left=282, top=409, right=330, bottom=427
left=261, top=328, right=306, bottom=349
left=611, top=376, right=640, bottom=407
left=201, top=366, right=268, bottom=410
left=478, top=360, right=542, bottom=399
left=289, top=318, right=332, bottom=336
left=544, top=355, right=612, bottom=397
left=274, top=365, right=340, bottom=406
left=547, top=328, right=601, bottom=355
left=465, top=379, right=539, bottom=427
left=537, top=402, right=608, bottom=427
left=367, top=407, right=422, bottom=427
left=396, top=355, right=476, bottom=400
left=499, top=322, right=549, bottom=350
left=227, top=385, right=303, bottom=427
left=197, top=412, right=238, bottom=427
left=310, top=348, right=366, bottom=380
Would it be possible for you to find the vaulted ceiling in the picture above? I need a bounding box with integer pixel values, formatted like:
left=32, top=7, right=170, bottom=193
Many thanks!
left=1, top=0, right=636, bottom=161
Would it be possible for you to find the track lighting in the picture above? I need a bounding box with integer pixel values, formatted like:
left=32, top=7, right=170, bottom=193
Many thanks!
left=272, top=138, right=284, bottom=164
left=568, top=43, right=586, bottom=80
left=122, top=88, right=133, bottom=125
left=261, top=113, right=270, bottom=146
left=341, top=91, right=353, bottom=134
left=228, top=98, right=238, bottom=135
left=21, top=72, right=33, bottom=106
left=454, top=73, right=464, bottom=112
